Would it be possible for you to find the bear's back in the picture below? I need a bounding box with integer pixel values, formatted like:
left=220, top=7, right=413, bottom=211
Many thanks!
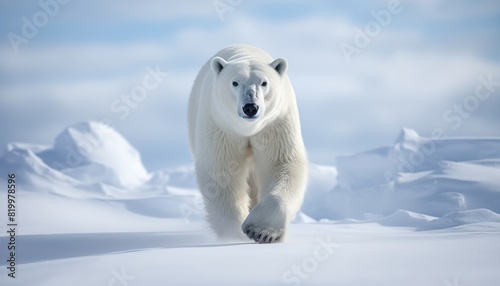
left=214, top=44, right=274, bottom=63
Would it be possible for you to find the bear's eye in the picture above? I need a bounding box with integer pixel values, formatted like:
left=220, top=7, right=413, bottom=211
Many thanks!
left=232, top=81, right=239, bottom=87
left=261, top=81, right=267, bottom=87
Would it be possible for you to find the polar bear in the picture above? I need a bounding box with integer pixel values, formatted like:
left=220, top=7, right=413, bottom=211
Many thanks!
left=188, top=44, right=307, bottom=243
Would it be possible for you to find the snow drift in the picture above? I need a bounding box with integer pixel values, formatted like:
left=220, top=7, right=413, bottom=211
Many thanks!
left=303, top=128, right=500, bottom=223
left=1, top=121, right=500, bottom=231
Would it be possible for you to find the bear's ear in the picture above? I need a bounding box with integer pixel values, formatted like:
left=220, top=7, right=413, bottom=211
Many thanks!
left=270, top=58, right=288, bottom=76
left=211, top=56, right=227, bottom=76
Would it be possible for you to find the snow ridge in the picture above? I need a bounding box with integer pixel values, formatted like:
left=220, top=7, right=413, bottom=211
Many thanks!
left=1, top=122, right=500, bottom=230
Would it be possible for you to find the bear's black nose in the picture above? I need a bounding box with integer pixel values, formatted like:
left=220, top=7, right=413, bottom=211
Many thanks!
left=242, top=103, right=259, bottom=117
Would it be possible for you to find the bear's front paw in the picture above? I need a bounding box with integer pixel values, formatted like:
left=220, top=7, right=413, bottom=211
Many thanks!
left=242, top=224, right=284, bottom=244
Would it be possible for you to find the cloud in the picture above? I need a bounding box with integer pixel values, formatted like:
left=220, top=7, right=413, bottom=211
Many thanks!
left=409, top=0, right=500, bottom=20
left=1, top=1, right=499, bottom=169
left=0, top=43, right=171, bottom=76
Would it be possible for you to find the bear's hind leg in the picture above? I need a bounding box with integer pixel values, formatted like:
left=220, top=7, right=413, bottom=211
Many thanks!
left=196, top=159, right=251, bottom=240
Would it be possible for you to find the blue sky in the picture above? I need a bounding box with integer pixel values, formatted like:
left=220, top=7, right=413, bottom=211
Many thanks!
left=1, top=0, right=500, bottom=171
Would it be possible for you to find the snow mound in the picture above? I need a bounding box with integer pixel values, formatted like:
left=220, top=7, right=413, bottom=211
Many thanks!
left=148, top=165, right=198, bottom=189
left=0, top=144, right=81, bottom=192
left=292, top=211, right=317, bottom=224
left=377, top=209, right=436, bottom=228
left=304, top=128, right=500, bottom=221
left=38, top=121, right=150, bottom=188
left=1, top=121, right=169, bottom=198
left=302, top=163, right=338, bottom=219
left=418, top=209, right=500, bottom=231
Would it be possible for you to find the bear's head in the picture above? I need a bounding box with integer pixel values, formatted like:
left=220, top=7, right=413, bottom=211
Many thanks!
left=210, top=56, right=288, bottom=136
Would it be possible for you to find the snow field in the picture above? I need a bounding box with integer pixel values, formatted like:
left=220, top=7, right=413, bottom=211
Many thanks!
left=1, top=121, right=499, bottom=285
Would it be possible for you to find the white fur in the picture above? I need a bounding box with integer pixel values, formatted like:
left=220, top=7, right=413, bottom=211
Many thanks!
left=188, top=44, right=307, bottom=243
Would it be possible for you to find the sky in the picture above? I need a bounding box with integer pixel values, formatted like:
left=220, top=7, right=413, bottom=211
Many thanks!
left=1, top=0, right=500, bottom=171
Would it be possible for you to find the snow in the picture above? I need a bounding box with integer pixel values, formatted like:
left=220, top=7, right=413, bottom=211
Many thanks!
left=43, top=121, right=150, bottom=188
left=326, top=128, right=500, bottom=220
left=1, top=121, right=499, bottom=285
